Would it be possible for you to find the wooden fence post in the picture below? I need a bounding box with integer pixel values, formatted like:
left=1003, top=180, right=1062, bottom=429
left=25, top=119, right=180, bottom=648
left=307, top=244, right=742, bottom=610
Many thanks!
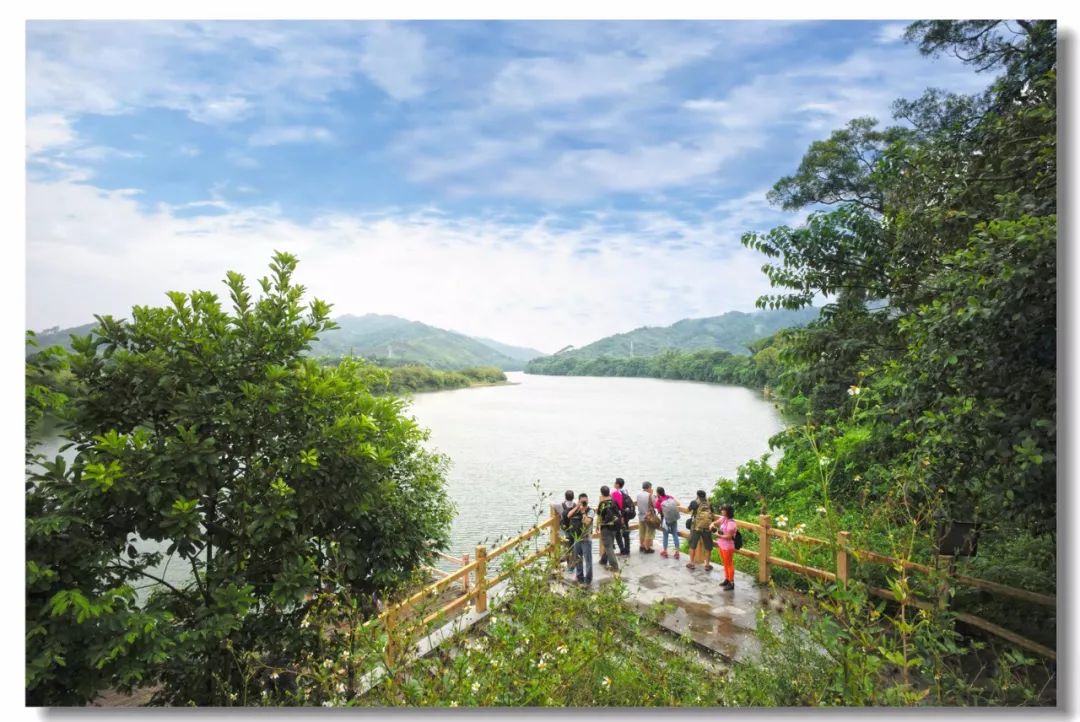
left=549, top=505, right=561, bottom=565
left=936, top=554, right=954, bottom=610
left=383, top=605, right=398, bottom=667
left=461, top=553, right=470, bottom=593
left=474, top=545, right=488, bottom=614
left=758, top=514, right=771, bottom=583
left=836, top=530, right=851, bottom=586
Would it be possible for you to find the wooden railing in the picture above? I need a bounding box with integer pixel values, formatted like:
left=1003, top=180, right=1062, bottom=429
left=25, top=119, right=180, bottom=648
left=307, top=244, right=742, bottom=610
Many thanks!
left=364, top=505, right=1056, bottom=665
left=679, top=509, right=1056, bottom=661
left=363, top=507, right=565, bottom=662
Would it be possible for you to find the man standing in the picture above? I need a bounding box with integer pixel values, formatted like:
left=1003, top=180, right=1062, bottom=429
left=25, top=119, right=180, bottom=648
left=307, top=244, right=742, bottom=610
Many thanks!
left=559, top=490, right=577, bottom=571
left=565, top=493, right=594, bottom=585
left=636, top=481, right=657, bottom=553
left=686, top=490, right=715, bottom=571
left=612, top=478, right=632, bottom=556
left=596, top=485, right=621, bottom=572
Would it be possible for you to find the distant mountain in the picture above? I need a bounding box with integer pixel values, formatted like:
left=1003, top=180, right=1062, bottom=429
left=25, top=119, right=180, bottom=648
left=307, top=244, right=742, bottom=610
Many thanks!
left=306, top=314, right=528, bottom=370
left=535, top=307, right=820, bottom=363
left=26, top=314, right=534, bottom=371
left=27, top=323, right=97, bottom=352
left=466, top=336, right=544, bottom=364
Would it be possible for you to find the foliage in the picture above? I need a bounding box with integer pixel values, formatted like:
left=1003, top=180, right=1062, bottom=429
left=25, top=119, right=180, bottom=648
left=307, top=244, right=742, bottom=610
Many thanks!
left=526, top=347, right=770, bottom=388
left=738, top=18, right=1056, bottom=534
left=25, top=253, right=454, bottom=705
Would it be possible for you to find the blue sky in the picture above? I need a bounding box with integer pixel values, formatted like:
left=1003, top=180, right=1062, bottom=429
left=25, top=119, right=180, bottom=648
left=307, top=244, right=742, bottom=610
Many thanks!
left=26, top=20, right=993, bottom=351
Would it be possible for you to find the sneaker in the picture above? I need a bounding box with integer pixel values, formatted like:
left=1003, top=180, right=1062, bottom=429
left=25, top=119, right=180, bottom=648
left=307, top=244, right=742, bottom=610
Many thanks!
left=674, top=550, right=680, bottom=560
left=722, top=580, right=734, bottom=591
left=704, top=564, right=714, bottom=571
left=660, top=550, right=669, bottom=558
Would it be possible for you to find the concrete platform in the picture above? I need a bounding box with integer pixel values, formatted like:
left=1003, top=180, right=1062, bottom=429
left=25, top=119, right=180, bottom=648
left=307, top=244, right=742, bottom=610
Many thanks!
left=560, top=532, right=805, bottom=664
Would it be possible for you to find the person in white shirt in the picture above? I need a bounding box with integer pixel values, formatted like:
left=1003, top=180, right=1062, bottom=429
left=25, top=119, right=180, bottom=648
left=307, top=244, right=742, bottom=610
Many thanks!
left=635, top=481, right=657, bottom=553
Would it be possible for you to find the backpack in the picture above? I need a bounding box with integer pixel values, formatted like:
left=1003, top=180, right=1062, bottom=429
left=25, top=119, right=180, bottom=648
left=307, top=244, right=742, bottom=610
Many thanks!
left=620, top=490, right=636, bottom=519
left=734, top=529, right=744, bottom=550
left=661, top=498, right=680, bottom=524
left=559, top=501, right=576, bottom=532
left=598, top=498, right=621, bottom=528
left=692, top=503, right=714, bottom=531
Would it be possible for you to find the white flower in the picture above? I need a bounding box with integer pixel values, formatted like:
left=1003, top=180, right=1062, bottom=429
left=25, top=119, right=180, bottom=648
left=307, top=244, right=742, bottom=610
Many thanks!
left=557, top=645, right=568, bottom=655
left=816, top=506, right=827, bottom=515
left=270, top=671, right=279, bottom=680
left=323, top=659, right=333, bottom=669
left=228, top=692, right=237, bottom=702
left=336, top=682, right=346, bottom=694
left=847, top=385, right=862, bottom=396
left=818, top=456, right=830, bottom=467
left=536, top=659, right=547, bottom=671
left=602, top=676, right=611, bottom=689
left=300, top=617, right=311, bottom=629
left=793, top=523, right=807, bottom=536
left=321, top=701, right=333, bottom=707
left=471, top=681, right=480, bottom=693
left=775, top=515, right=788, bottom=528
left=449, top=701, right=458, bottom=708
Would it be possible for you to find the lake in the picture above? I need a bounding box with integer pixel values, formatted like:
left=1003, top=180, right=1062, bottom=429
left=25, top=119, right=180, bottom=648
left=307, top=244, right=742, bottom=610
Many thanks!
left=408, top=372, right=785, bottom=558
left=30, top=372, right=785, bottom=583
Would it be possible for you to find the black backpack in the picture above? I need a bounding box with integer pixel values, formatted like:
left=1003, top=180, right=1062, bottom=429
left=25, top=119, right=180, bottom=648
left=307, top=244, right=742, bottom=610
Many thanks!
left=598, top=499, right=621, bottom=528
left=734, top=529, right=744, bottom=550
left=620, top=490, right=636, bottom=519
left=559, top=501, right=575, bottom=532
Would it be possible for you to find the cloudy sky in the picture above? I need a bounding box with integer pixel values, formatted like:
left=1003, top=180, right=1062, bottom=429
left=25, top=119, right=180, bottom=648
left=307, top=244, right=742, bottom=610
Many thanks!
left=26, top=20, right=993, bottom=352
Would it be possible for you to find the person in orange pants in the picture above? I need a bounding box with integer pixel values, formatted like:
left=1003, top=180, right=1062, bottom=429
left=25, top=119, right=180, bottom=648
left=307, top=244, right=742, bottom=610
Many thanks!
left=710, top=504, right=738, bottom=590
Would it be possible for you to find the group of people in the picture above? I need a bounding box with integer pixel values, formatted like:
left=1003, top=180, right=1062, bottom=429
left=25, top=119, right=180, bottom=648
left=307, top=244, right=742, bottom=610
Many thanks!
left=557, top=478, right=738, bottom=591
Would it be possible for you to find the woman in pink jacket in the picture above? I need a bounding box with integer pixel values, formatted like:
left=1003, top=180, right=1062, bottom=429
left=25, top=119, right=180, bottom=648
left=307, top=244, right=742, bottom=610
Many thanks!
left=710, top=504, right=738, bottom=590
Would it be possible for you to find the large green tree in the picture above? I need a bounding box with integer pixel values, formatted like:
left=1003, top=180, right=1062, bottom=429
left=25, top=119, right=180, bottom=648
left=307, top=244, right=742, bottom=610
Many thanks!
left=26, top=252, right=454, bottom=705
left=740, top=20, right=1056, bottom=531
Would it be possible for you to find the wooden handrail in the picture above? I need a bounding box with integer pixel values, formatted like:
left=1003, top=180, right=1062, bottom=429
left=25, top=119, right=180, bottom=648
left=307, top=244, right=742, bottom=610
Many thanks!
left=370, top=505, right=1056, bottom=664
left=489, top=516, right=557, bottom=559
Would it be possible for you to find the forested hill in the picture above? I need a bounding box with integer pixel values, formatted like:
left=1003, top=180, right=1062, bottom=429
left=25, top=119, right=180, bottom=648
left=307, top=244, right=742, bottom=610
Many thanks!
left=28, top=314, right=543, bottom=371
left=529, top=307, right=818, bottom=367
left=307, top=314, right=536, bottom=370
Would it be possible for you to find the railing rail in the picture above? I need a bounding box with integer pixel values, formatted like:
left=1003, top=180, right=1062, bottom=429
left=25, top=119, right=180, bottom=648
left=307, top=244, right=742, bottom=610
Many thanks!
left=672, top=505, right=1055, bottom=661
left=368, top=504, right=1055, bottom=664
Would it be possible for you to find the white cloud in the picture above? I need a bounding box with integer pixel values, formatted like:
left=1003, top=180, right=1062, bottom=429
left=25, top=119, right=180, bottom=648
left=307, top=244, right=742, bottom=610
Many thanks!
left=248, top=126, right=335, bottom=147
left=26, top=114, right=75, bottom=156
left=186, top=96, right=252, bottom=124
left=359, top=22, right=427, bottom=100
left=26, top=21, right=413, bottom=125
left=876, top=22, right=910, bottom=44
left=26, top=175, right=785, bottom=352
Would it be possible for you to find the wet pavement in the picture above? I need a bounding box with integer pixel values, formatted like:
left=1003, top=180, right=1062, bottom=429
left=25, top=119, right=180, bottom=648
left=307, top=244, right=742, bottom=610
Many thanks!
left=561, top=533, right=805, bottom=664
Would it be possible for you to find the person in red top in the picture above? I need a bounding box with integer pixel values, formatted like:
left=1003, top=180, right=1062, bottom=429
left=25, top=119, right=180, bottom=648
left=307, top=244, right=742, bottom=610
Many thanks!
left=710, top=504, right=738, bottom=590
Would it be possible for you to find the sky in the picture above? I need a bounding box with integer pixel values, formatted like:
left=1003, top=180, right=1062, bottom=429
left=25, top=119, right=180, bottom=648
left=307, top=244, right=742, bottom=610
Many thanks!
left=25, top=19, right=996, bottom=353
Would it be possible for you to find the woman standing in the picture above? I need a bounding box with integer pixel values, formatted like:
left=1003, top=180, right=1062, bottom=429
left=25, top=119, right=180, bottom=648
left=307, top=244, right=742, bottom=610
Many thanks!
left=653, top=486, right=680, bottom=559
left=710, top=504, right=738, bottom=590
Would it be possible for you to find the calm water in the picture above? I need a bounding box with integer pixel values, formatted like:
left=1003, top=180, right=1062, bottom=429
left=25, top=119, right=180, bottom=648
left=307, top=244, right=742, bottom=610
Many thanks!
left=31, top=373, right=784, bottom=581
left=407, top=372, right=784, bottom=557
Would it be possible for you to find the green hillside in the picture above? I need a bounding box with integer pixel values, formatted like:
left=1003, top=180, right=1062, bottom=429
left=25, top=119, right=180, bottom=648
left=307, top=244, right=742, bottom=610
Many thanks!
left=528, top=308, right=818, bottom=371
left=27, top=314, right=534, bottom=371
left=307, top=314, right=526, bottom=370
